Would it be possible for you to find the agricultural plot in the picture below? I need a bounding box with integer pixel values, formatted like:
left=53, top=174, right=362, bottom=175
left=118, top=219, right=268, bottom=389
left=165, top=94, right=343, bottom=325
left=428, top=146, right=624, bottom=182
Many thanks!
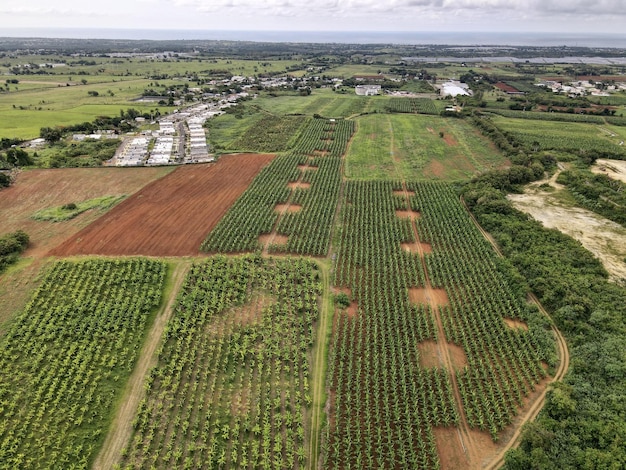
left=202, top=119, right=355, bottom=255
left=345, top=114, right=507, bottom=181
left=386, top=98, right=438, bottom=115
left=255, top=90, right=375, bottom=119
left=0, top=258, right=166, bottom=469
left=493, top=117, right=626, bottom=158
left=119, top=256, right=321, bottom=469
left=326, top=180, right=554, bottom=468
left=50, top=154, right=275, bottom=257
left=229, top=115, right=308, bottom=153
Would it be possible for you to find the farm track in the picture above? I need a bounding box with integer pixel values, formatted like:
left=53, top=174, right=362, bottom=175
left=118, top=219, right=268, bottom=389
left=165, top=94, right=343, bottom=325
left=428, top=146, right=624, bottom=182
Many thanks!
left=402, top=183, right=478, bottom=468
left=92, top=260, right=191, bottom=470
left=49, top=154, right=276, bottom=257
left=461, top=197, right=571, bottom=469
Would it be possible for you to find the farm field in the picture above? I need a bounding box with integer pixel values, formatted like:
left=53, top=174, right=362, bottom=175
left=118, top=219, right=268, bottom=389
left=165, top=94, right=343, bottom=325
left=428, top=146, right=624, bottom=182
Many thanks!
left=345, top=114, right=508, bottom=181
left=0, top=166, right=174, bottom=259
left=0, top=258, right=167, bottom=469
left=49, top=153, right=276, bottom=257
left=117, top=255, right=323, bottom=469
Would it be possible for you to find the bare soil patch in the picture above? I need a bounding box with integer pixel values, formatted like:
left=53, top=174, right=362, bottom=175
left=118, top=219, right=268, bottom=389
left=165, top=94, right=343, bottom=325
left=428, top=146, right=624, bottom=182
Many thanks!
left=508, top=191, right=626, bottom=282
left=288, top=181, right=311, bottom=190
left=409, top=287, right=449, bottom=307
left=393, top=190, right=415, bottom=197
left=418, top=340, right=442, bottom=368
left=297, top=164, right=318, bottom=171
left=591, top=158, right=626, bottom=184
left=259, top=233, right=288, bottom=246
left=396, top=209, right=421, bottom=220
left=275, top=204, right=302, bottom=213
left=49, top=154, right=275, bottom=257
left=401, top=242, right=432, bottom=254
left=504, top=318, right=529, bottom=331
left=0, top=167, right=173, bottom=258
left=434, top=427, right=470, bottom=470
left=425, top=159, right=446, bottom=178
left=447, top=343, right=468, bottom=370
left=443, top=133, right=459, bottom=147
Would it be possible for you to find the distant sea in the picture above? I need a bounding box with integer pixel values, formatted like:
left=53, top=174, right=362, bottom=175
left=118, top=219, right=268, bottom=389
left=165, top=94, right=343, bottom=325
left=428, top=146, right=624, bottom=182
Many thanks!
left=3, top=29, right=626, bottom=48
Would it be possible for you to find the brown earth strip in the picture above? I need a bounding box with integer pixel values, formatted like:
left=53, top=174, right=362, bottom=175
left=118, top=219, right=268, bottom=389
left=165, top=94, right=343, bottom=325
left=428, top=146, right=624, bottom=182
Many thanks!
left=48, top=154, right=275, bottom=257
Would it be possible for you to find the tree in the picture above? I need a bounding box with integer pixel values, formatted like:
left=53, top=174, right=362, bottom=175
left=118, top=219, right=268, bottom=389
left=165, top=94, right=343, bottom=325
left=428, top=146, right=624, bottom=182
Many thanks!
left=40, top=126, right=63, bottom=144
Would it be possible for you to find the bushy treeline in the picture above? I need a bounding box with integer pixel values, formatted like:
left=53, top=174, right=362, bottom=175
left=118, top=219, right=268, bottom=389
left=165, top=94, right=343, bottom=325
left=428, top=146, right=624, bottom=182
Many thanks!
left=461, top=162, right=626, bottom=468
left=0, top=230, right=29, bottom=273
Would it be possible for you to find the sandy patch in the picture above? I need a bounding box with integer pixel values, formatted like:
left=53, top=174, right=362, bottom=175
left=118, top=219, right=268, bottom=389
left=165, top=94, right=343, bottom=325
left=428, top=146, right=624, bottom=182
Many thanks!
left=447, top=343, right=468, bottom=370
left=275, top=204, right=302, bottom=213
left=443, top=133, right=459, bottom=146
left=288, top=181, right=311, bottom=190
left=508, top=192, right=626, bottom=282
left=434, top=427, right=470, bottom=470
left=409, top=287, right=449, bottom=306
left=297, top=164, right=318, bottom=171
left=393, top=190, right=415, bottom=197
left=396, top=210, right=421, bottom=220
left=503, top=318, right=529, bottom=331
left=591, top=158, right=626, bottom=184
left=259, top=234, right=288, bottom=246
left=418, top=340, right=443, bottom=368
left=425, top=159, right=446, bottom=178
left=401, top=242, right=432, bottom=254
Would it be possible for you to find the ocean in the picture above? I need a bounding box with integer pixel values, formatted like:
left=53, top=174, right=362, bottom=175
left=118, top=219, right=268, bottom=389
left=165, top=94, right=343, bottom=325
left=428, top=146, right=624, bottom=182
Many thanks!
left=2, top=28, right=626, bottom=48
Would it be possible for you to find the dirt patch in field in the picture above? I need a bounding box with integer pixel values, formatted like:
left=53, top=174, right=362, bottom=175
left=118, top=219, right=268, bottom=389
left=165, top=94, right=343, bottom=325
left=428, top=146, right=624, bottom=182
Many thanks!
left=434, top=427, right=470, bottom=470
left=508, top=190, right=626, bottom=282
left=259, top=233, right=288, bottom=246
left=409, top=287, right=449, bottom=306
left=504, top=318, right=529, bottom=331
left=401, top=242, right=432, bottom=254
left=418, top=340, right=442, bottom=368
left=288, top=181, right=311, bottom=190
left=447, top=343, right=468, bottom=370
left=275, top=204, right=302, bottom=213
left=592, top=158, right=626, bottom=184
left=442, top=133, right=459, bottom=147
left=49, top=153, right=276, bottom=257
left=425, top=159, right=446, bottom=178
left=232, top=293, right=275, bottom=327
left=396, top=210, right=421, bottom=220
left=0, top=166, right=173, bottom=258
left=297, top=164, right=318, bottom=171
left=427, top=127, right=435, bottom=134
left=393, top=190, right=415, bottom=197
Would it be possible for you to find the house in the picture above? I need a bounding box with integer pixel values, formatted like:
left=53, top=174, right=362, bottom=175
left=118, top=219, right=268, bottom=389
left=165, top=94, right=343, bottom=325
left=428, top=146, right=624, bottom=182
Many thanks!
left=355, top=85, right=381, bottom=96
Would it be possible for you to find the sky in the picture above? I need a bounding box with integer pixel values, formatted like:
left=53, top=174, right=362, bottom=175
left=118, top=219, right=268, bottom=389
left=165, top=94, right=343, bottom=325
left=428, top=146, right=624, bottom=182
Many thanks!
left=1, top=0, right=626, bottom=36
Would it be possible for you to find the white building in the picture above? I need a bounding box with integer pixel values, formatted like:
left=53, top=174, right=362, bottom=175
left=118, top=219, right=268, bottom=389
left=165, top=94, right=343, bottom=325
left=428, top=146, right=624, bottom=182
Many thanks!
left=355, top=85, right=381, bottom=96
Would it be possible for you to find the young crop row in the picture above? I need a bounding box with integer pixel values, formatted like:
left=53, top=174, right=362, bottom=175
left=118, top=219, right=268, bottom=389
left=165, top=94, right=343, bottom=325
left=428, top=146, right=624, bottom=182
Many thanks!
left=325, top=180, right=554, bottom=467
left=202, top=118, right=355, bottom=256
left=0, top=258, right=166, bottom=469
left=327, top=181, right=450, bottom=469
left=386, top=98, right=438, bottom=115
left=118, top=255, right=321, bottom=469
left=409, top=181, right=553, bottom=440
left=229, top=115, right=308, bottom=152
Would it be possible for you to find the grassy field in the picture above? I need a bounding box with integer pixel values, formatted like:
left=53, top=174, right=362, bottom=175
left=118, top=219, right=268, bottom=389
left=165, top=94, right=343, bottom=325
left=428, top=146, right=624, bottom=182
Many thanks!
left=345, top=114, right=508, bottom=181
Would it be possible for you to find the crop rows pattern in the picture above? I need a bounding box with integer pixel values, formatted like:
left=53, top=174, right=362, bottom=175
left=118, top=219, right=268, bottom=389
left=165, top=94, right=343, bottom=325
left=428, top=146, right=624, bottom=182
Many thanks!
left=230, top=115, right=307, bottom=152
left=0, top=259, right=166, bottom=469
left=119, top=256, right=321, bottom=469
left=202, top=119, right=354, bottom=255
left=411, top=181, right=551, bottom=440
left=325, top=180, right=553, bottom=467
left=386, top=98, right=438, bottom=115
left=327, top=180, right=454, bottom=469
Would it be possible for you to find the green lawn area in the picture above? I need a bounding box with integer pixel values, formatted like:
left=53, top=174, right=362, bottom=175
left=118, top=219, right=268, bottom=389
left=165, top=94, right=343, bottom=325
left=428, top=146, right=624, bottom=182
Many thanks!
left=345, top=114, right=508, bottom=181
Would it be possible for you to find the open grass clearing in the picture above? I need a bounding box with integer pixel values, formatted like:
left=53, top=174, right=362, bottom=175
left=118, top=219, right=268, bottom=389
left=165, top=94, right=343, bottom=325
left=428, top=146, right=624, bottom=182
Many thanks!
left=345, top=114, right=507, bottom=181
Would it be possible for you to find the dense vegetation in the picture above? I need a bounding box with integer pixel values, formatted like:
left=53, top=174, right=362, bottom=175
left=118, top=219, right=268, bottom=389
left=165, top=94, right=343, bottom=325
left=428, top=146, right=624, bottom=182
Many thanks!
left=556, top=168, right=626, bottom=227
left=0, top=230, right=29, bottom=273
left=463, top=169, right=626, bottom=469
left=229, top=115, right=307, bottom=153
left=0, top=258, right=166, bottom=469
left=119, top=256, right=321, bottom=469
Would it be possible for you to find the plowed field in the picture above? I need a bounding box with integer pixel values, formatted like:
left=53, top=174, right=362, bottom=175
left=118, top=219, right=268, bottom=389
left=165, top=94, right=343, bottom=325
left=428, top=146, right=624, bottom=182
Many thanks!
left=49, top=153, right=275, bottom=257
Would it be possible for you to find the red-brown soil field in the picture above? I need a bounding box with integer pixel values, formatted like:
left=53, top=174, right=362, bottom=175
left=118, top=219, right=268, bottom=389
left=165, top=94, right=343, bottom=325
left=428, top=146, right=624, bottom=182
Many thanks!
left=0, top=166, right=174, bottom=258
left=49, top=153, right=275, bottom=257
